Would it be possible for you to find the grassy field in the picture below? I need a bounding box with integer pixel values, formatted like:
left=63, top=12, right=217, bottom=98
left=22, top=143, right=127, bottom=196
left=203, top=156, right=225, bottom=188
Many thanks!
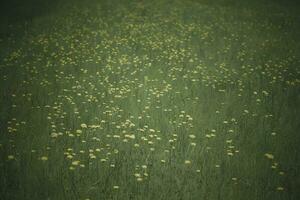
left=0, top=0, right=300, bottom=199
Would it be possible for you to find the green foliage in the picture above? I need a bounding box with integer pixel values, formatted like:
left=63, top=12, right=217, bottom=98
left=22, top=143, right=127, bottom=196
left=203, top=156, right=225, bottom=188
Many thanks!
left=0, top=0, right=299, bottom=199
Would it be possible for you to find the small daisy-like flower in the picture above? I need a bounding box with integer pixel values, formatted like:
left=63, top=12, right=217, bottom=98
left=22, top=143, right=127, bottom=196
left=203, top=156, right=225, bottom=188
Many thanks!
left=41, top=156, right=48, bottom=161
left=72, top=160, right=80, bottom=166
left=277, top=187, right=284, bottom=191
left=189, top=134, right=196, bottom=139
left=190, top=142, right=196, bottom=146
left=136, top=177, right=143, bottom=182
left=50, top=132, right=58, bottom=138
left=279, top=171, right=285, bottom=175
left=8, top=155, right=15, bottom=160
left=264, top=153, right=274, bottom=159
left=184, top=160, right=191, bottom=164
left=80, top=123, right=87, bottom=128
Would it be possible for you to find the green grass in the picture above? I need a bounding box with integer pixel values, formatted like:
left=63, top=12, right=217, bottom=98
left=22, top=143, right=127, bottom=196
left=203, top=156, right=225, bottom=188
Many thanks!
left=0, top=0, right=300, bottom=199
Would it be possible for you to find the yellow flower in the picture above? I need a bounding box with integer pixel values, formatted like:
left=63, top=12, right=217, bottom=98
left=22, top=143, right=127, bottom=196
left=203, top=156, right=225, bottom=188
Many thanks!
left=279, top=171, right=285, bottom=175
left=8, top=155, right=15, bottom=160
left=184, top=160, right=191, bottom=164
left=41, top=156, right=48, bottom=161
left=188, top=135, right=196, bottom=139
left=50, top=132, right=58, bottom=138
left=89, top=154, right=96, bottom=159
left=113, top=186, right=119, bottom=189
left=72, top=160, right=80, bottom=166
left=277, top=187, right=284, bottom=191
left=136, top=177, right=143, bottom=182
left=76, top=130, right=82, bottom=134
left=264, top=153, right=274, bottom=159
left=80, top=123, right=87, bottom=128
left=125, top=134, right=135, bottom=139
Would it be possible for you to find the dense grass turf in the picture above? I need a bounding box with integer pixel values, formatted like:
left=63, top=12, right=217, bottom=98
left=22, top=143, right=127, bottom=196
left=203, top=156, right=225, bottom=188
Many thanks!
left=0, top=0, right=299, bottom=199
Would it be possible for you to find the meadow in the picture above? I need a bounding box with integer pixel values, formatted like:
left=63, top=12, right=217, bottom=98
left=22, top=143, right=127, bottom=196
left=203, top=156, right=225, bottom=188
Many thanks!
left=0, top=0, right=299, bottom=199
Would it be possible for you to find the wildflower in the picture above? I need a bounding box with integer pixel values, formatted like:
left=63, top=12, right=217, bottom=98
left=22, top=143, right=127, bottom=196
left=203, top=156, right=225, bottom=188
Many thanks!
left=8, top=155, right=15, bottom=160
left=184, top=160, right=191, bottom=164
left=125, top=134, right=135, bottom=139
left=277, top=187, right=284, bottom=191
left=89, top=154, right=96, bottom=159
left=41, top=156, right=48, bottom=161
left=189, top=134, right=196, bottom=139
left=50, top=132, right=58, bottom=138
left=80, top=164, right=85, bottom=168
left=72, top=160, right=80, bottom=166
left=279, top=171, right=285, bottom=175
left=80, top=123, right=87, bottom=128
left=264, top=153, right=274, bottom=159
left=113, top=186, right=119, bottom=189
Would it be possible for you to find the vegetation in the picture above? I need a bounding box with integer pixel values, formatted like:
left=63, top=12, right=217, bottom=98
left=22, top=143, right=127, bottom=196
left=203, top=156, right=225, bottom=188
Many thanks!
left=0, top=0, right=299, bottom=199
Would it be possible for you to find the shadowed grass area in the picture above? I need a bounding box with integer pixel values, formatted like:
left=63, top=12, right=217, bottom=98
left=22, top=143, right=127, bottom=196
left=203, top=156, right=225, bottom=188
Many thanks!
left=0, top=0, right=61, bottom=37
left=0, top=0, right=299, bottom=199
